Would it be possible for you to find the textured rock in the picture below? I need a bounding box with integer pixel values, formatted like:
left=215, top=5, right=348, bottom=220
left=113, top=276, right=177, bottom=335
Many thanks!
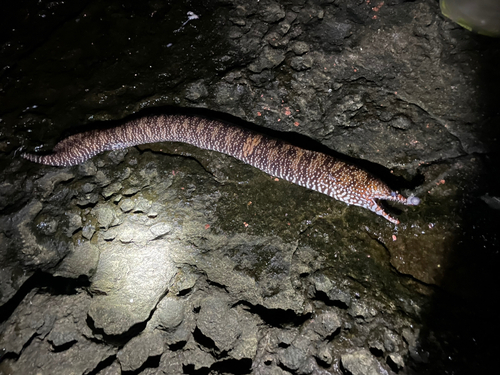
left=1, top=0, right=499, bottom=374
left=248, top=46, right=286, bottom=73
left=149, top=222, right=172, bottom=238
left=310, top=310, right=341, bottom=338
left=279, top=345, right=307, bottom=371
left=46, top=322, right=79, bottom=349
left=117, top=330, right=164, bottom=372
left=7, top=339, right=115, bottom=375
left=88, top=242, right=177, bottom=335
left=155, top=297, right=185, bottom=330
left=53, top=241, right=99, bottom=279
left=0, top=291, right=98, bottom=371
left=341, top=350, right=386, bottom=375
left=34, top=171, right=75, bottom=198
left=91, top=205, right=118, bottom=229
left=290, top=55, right=314, bottom=71
left=196, top=295, right=242, bottom=352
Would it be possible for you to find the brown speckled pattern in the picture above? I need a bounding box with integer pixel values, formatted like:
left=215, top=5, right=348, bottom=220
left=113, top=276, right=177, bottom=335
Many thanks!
left=21, top=114, right=420, bottom=224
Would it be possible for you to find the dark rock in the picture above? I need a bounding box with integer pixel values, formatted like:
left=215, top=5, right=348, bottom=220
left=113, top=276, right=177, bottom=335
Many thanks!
left=348, top=302, right=377, bottom=322
left=279, top=345, right=307, bottom=371
left=78, top=161, right=98, bottom=176
left=117, top=330, right=164, bottom=372
left=102, top=182, right=122, bottom=198
left=46, top=323, right=79, bottom=349
left=53, top=241, right=99, bottom=278
left=310, top=310, right=341, bottom=338
left=248, top=47, right=286, bottom=73
left=107, top=149, right=128, bottom=165
left=291, top=41, right=310, bottom=55
left=196, top=295, right=242, bottom=352
left=34, top=171, right=75, bottom=198
left=312, top=274, right=352, bottom=307
left=290, top=55, right=314, bottom=71
left=258, top=2, right=286, bottom=23
left=155, top=297, right=185, bottom=330
left=185, top=80, right=209, bottom=102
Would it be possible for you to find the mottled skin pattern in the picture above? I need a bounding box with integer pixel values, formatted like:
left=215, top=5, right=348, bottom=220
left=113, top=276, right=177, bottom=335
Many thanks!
left=21, top=114, right=420, bottom=224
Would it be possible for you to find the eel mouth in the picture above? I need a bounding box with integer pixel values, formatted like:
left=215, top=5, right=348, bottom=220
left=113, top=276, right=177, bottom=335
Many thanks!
left=406, top=196, right=421, bottom=206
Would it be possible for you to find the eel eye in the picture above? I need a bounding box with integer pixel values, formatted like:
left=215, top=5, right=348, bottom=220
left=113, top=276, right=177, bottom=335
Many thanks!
left=391, top=191, right=397, bottom=197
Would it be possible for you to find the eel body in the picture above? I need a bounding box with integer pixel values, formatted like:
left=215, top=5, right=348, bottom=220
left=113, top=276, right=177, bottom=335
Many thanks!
left=21, top=114, right=420, bottom=224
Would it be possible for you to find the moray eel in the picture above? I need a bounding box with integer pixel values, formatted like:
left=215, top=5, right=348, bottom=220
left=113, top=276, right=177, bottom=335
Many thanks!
left=21, top=114, right=420, bottom=224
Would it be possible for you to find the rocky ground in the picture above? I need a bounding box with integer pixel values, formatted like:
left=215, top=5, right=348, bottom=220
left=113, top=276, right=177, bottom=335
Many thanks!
left=1, top=0, right=499, bottom=374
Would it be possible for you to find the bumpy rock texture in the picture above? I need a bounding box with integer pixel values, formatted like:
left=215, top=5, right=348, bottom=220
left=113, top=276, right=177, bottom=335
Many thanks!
left=1, top=0, right=499, bottom=374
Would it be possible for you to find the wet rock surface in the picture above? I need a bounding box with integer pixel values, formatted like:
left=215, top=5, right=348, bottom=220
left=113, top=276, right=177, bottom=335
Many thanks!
left=1, top=0, right=500, bottom=374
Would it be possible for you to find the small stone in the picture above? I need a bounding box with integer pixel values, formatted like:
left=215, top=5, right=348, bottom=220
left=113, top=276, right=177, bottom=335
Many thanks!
left=229, top=18, right=246, bottom=26
left=156, top=297, right=185, bottom=330
left=120, top=198, right=135, bottom=212
left=35, top=171, right=74, bottom=198
left=258, top=3, right=285, bottom=23
left=185, top=81, right=208, bottom=102
left=37, top=218, right=58, bottom=235
left=133, top=197, right=151, bottom=213
left=94, top=170, right=111, bottom=187
left=75, top=193, right=99, bottom=207
left=46, top=324, right=78, bottom=349
left=102, top=231, right=116, bottom=241
left=349, top=302, right=372, bottom=320
left=107, top=149, right=128, bottom=164
left=390, top=115, right=412, bottom=130
left=197, top=296, right=242, bottom=352
left=311, top=311, right=341, bottom=338
left=278, top=21, right=291, bottom=35
left=119, top=232, right=134, bottom=244
left=81, top=183, right=96, bottom=194
left=102, top=182, right=122, bottom=198
left=229, top=27, right=244, bottom=39
left=316, top=342, right=333, bottom=365
left=170, top=269, right=198, bottom=295
left=92, top=205, right=115, bottom=229
left=66, top=212, right=82, bottom=236
left=341, top=349, right=385, bottom=375
left=291, top=41, right=310, bottom=55
left=384, top=330, right=399, bottom=352
left=120, top=167, right=132, bottom=180
left=277, top=329, right=296, bottom=346
left=150, top=222, right=171, bottom=238
left=78, top=161, right=97, bottom=176
left=82, top=224, right=95, bottom=240
left=122, top=186, right=141, bottom=196
left=248, top=47, right=286, bottom=73
left=312, top=274, right=351, bottom=307
left=265, top=31, right=283, bottom=46
left=279, top=345, right=307, bottom=371
left=313, top=274, right=333, bottom=293
left=117, top=330, right=165, bottom=372
left=290, top=55, right=313, bottom=71
left=388, top=353, right=405, bottom=370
